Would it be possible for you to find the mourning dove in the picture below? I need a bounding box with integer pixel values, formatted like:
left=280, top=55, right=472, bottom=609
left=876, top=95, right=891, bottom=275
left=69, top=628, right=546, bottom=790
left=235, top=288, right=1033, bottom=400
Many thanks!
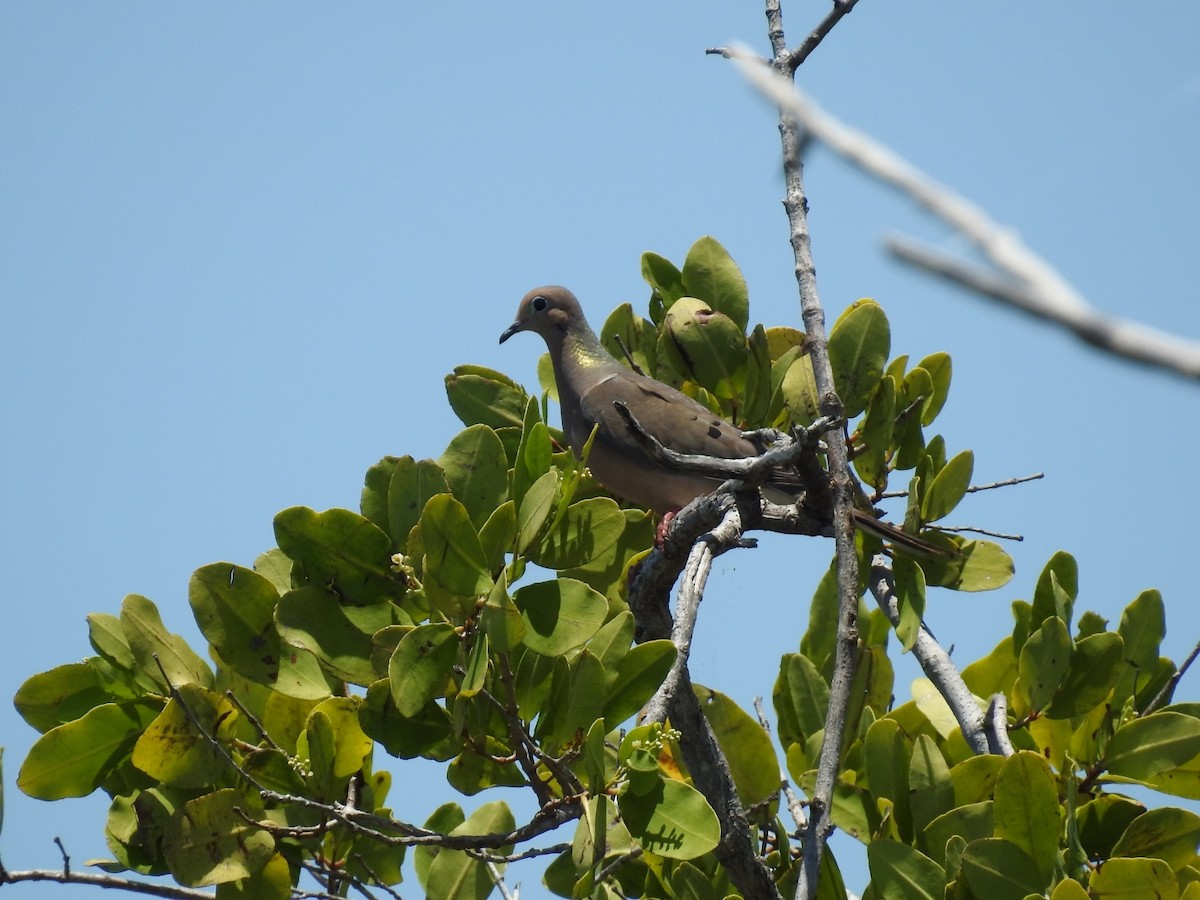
left=500, top=285, right=943, bottom=554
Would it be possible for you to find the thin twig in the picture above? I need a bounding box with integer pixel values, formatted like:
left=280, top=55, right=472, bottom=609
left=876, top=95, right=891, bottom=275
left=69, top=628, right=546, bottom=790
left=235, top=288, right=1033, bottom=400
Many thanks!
left=485, top=859, right=517, bottom=900
left=784, top=0, right=863, bottom=70
left=0, top=869, right=214, bottom=899
left=1144, top=639, right=1200, bottom=715
left=935, top=525, right=1024, bottom=541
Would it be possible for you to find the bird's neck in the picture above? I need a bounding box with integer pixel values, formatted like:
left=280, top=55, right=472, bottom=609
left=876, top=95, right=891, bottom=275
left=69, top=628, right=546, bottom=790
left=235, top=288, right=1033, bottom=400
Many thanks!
left=558, top=325, right=615, bottom=372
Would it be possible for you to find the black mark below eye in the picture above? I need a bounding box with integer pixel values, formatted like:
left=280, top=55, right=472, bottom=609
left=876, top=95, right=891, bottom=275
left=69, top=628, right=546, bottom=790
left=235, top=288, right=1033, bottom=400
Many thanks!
left=532, top=295, right=548, bottom=312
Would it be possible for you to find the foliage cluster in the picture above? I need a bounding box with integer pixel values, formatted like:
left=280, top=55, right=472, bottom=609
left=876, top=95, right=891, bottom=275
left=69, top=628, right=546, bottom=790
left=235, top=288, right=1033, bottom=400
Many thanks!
left=7, top=238, right=1199, bottom=899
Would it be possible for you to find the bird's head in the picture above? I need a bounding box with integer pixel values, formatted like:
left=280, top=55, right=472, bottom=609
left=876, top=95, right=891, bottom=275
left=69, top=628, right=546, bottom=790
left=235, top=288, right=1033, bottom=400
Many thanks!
left=499, top=285, right=586, bottom=346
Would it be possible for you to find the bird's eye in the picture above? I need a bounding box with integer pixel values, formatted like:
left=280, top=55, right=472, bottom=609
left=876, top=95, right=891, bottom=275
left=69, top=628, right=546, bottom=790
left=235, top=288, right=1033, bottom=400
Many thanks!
left=532, top=295, right=548, bottom=312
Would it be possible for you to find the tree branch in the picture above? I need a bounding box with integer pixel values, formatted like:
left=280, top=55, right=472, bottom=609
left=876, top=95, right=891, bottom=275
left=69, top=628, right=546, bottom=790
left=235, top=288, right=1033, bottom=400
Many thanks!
left=0, top=868, right=215, bottom=899
left=727, top=63, right=1200, bottom=381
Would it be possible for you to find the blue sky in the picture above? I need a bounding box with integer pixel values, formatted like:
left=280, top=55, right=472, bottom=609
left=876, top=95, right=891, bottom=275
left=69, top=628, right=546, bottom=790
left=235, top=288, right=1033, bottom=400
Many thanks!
left=3, top=3, right=1198, bottom=897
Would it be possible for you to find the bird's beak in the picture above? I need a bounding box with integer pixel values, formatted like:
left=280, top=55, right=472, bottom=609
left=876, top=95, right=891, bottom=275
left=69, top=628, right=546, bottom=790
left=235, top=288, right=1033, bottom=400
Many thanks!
left=499, top=319, right=525, bottom=344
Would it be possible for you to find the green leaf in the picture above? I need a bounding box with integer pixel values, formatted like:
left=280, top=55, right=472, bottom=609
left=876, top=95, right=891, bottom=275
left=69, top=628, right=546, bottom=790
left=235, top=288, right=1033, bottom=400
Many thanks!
left=306, top=697, right=373, bottom=778
left=163, top=788, right=275, bottom=887
left=742, top=324, right=773, bottom=426
left=1075, top=793, right=1146, bottom=861
left=680, top=235, right=749, bottom=331
left=924, top=802, right=994, bottom=869
left=14, top=662, right=110, bottom=733
left=530, top=496, right=627, bottom=570
left=1106, top=712, right=1200, bottom=781
left=513, top=578, right=607, bottom=657
left=444, top=365, right=528, bottom=430
left=1032, top=551, right=1078, bottom=630
left=1088, top=857, right=1178, bottom=899
left=893, top=555, right=927, bottom=652
left=512, top=397, right=553, bottom=510
left=1115, top=589, right=1165, bottom=706
left=253, top=547, right=294, bottom=596
left=920, top=539, right=1014, bottom=592
left=131, top=684, right=233, bottom=789
left=642, top=251, right=686, bottom=311
left=440, top=424, right=509, bottom=530
left=189, top=563, right=282, bottom=687
left=18, top=703, right=150, bottom=799
left=1045, top=631, right=1124, bottom=719
left=695, top=686, right=780, bottom=808
left=921, top=449, right=973, bottom=523
left=950, top=755, right=1004, bottom=805
left=829, top=298, right=891, bottom=418
left=421, top=494, right=494, bottom=600
left=216, top=852, right=291, bottom=900
left=909, top=734, right=954, bottom=852
left=854, top=374, right=897, bottom=491
left=917, top=352, right=952, bottom=425
left=275, top=586, right=378, bottom=686
left=273, top=507, right=400, bottom=606
left=515, top=469, right=560, bottom=556
left=447, top=737, right=526, bottom=795
left=604, top=640, right=676, bottom=727
left=424, top=801, right=516, bottom=898
left=618, top=776, right=720, bottom=860
left=361, top=455, right=399, bottom=533
left=359, top=680, right=453, bottom=760
left=601, top=302, right=659, bottom=379
left=961, top=635, right=1019, bottom=697
left=866, top=839, right=945, bottom=900
left=800, top=564, right=839, bottom=675
left=773, top=652, right=830, bottom=749
left=1111, top=807, right=1200, bottom=872
left=781, top=352, right=820, bottom=426
left=121, top=594, right=213, bottom=690
left=994, top=752, right=1060, bottom=885
left=1018, top=616, right=1073, bottom=712
left=386, top=456, right=450, bottom=551
left=388, top=623, right=459, bottom=717
left=658, top=297, right=747, bottom=400
left=960, top=838, right=1047, bottom=900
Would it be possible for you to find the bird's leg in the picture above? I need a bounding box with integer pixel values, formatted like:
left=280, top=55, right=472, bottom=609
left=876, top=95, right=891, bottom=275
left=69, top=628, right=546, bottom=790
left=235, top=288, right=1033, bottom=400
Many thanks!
left=655, top=509, right=680, bottom=549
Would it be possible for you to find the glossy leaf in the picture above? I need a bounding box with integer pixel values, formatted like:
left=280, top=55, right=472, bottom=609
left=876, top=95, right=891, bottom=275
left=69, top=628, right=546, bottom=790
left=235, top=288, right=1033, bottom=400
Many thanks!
left=1106, top=712, right=1200, bottom=781
left=924, top=802, right=994, bottom=869
left=917, top=352, right=952, bottom=425
left=388, top=623, right=459, bottom=717
left=386, top=456, right=450, bottom=551
left=604, top=639, right=676, bottom=727
left=121, top=594, right=213, bottom=690
left=1110, top=806, right=1200, bottom=871
left=960, top=839, right=1047, bottom=900
left=530, top=496, right=626, bottom=570
left=1088, top=857, right=1178, bottom=898
left=855, top=374, right=896, bottom=491
left=781, top=353, right=820, bottom=426
left=680, top=235, right=749, bottom=331
left=773, top=652, right=830, bottom=750
left=515, top=469, right=559, bottom=556
left=444, top=365, right=528, bottom=430
left=440, top=424, right=508, bottom=530
left=695, top=685, right=780, bottom=808
left=273, top=506, right=400, bottom=606
left=163, top=788, right=274, bottom=887
left=189, top=563, right=282, bottom=687
left=642, top=250, right=686, bottom=311
left=866, top=839, right=944, bottom=900
left=658, top=297, right=747, bottom=401
left=601, top=302, right=659, bottom=379
left=18, top=702, right=151, bottom=800
left=618, top=776, right=720, bottom=860
left=513, top=578, right=607, bottom=657
left=423, top=800, right=516, bottom=898
left=1019, top=616, right=1072, bottom=712
left=920, top=539, right=1013, bottom=592
left=909, top=734, right=954, bottom=851
left=829, top=298, right=890, bottom=418
left=1032, top=551, right=1078, bottom=630
left=421, top=494, right=493, bottom=600
left=921, top=449, right=973, bottom=523
left=994, top=752, right=1059, bottom=884
left=275, top=586, right=378, bottom=686
left=131, top=684, right=234, bottom=789
left=1045, top=631, right=1124, bottom=719
left=14, top=663, right=110, bottom=733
